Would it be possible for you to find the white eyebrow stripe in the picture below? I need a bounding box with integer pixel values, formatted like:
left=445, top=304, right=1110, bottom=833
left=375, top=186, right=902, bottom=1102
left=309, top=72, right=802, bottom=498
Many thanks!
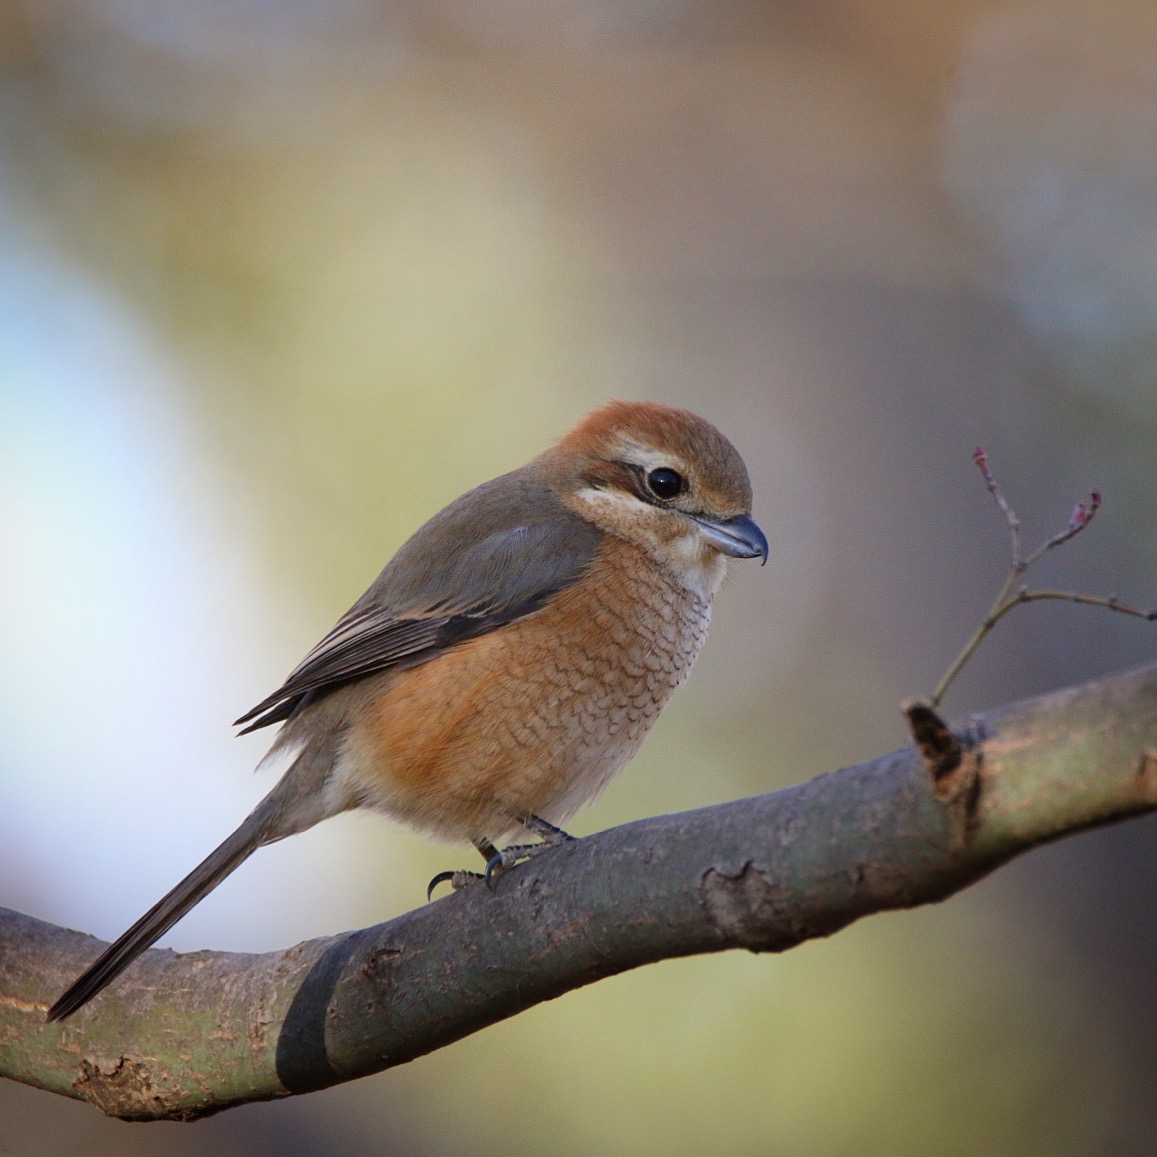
left=609, top=441, right=690, bottom=474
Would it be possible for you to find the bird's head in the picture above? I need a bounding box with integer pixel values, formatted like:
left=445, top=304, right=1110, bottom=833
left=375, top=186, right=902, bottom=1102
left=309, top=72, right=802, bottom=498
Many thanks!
left=544, top=401, right=767, bottom=599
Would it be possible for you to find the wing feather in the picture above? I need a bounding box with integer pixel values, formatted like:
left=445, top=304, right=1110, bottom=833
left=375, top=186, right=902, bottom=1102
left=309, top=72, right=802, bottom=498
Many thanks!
left=235, top=469, right=601, bottom=732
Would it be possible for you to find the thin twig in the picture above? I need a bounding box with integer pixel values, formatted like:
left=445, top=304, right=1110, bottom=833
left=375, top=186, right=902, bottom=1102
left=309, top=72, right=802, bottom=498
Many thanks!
left=929, top=454, right=1150, bottom=708
left=972, top=447, right=1022, bottom=565
left=1024, top=492, right=1102, bottom=567
left=1002, top=588, right=1156, bottom=621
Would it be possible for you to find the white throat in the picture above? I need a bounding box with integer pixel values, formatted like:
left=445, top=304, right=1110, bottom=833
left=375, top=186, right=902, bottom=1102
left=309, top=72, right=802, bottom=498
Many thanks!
left=571, top=486, right=729, bottom=602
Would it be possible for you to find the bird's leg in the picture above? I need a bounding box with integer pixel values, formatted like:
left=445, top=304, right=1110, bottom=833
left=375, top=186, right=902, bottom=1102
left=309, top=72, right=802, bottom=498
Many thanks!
left=521, top=813, right=575, bottom=843
left=483, top=813, right=576, bottom=887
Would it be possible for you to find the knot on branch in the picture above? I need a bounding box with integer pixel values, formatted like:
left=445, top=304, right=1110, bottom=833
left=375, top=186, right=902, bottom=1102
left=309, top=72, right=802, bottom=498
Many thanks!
left=699, top=863, right=851, bottom=952
left=1135, top=747, right=1157, bottom=794
left=903, top=699, right=963, bottom=788
left=74, top=1054, right=180, bottom=1122
left=903, top=700, right=983, bottom=848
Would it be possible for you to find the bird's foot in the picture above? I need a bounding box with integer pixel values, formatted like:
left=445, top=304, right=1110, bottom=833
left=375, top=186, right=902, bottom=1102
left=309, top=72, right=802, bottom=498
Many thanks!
left=483, top=816, right=576, bottom=887
left=426, top=819, right=575, bottom=899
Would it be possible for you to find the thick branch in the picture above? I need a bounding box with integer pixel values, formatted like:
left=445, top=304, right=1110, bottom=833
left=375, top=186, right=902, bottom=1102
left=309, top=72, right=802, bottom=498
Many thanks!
left=4, top=662, right=1157, bottom=1121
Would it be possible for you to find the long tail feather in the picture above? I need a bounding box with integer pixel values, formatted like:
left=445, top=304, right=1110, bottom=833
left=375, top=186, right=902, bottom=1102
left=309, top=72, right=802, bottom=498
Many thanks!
left=47, top=813, right=268, bottom=1022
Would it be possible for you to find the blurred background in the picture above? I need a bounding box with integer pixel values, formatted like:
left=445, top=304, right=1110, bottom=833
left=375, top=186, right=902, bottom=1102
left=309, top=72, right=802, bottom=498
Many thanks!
left=3, top=1, right=1157, bottom=1153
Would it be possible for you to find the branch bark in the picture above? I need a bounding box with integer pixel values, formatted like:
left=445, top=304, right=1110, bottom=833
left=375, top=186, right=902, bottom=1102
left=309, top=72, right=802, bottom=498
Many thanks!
left=4, top=661, right=1157, bottom=1121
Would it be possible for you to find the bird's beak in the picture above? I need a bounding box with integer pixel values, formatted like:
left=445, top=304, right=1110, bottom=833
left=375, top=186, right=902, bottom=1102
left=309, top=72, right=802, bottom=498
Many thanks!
left=691, top=513, right=769, bottom=564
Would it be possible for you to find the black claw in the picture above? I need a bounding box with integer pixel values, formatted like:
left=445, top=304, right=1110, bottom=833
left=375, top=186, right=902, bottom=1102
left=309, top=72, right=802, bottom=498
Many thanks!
left=484, top=852, right=504, bottom=890
left=428, top=869, right=484, bottom=899
left=427, top=871, right=457, bottom=901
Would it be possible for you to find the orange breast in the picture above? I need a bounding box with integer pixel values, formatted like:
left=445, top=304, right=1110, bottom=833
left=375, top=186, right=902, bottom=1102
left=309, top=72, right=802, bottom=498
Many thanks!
left=339, top=537, right=711, bottom=843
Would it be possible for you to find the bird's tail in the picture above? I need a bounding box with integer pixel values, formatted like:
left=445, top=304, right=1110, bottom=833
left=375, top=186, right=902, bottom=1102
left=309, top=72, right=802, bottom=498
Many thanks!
left=46, top=748, right=334, bottom=1023
left=45, top=814, right=265, bottom=1022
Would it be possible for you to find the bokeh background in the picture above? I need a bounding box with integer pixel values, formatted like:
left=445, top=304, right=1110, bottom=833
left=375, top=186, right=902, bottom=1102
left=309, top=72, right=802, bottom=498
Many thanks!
left=3, top=2, right=1157, bottom=1154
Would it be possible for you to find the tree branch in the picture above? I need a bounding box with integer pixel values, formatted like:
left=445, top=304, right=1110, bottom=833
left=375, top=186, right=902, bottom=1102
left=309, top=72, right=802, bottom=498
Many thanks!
left=4, top=661, right=1157, bottom=1121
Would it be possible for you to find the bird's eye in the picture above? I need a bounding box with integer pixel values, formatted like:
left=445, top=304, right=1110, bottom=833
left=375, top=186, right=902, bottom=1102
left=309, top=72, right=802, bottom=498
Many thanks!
left=646, top=467, right=684, bottom=500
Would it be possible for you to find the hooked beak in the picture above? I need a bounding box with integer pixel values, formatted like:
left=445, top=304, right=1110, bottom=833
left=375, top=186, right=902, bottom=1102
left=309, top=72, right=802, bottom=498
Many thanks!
left=691, top=513, right=769, bottom=564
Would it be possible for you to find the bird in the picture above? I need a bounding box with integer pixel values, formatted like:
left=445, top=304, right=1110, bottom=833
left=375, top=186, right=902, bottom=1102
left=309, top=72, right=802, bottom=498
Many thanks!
left=46, top=400, right=767, bottom=1022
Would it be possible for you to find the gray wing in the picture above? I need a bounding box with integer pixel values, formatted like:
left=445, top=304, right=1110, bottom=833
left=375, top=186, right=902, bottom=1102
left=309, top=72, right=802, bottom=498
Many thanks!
left=235, top=468, right=602, bottom=732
